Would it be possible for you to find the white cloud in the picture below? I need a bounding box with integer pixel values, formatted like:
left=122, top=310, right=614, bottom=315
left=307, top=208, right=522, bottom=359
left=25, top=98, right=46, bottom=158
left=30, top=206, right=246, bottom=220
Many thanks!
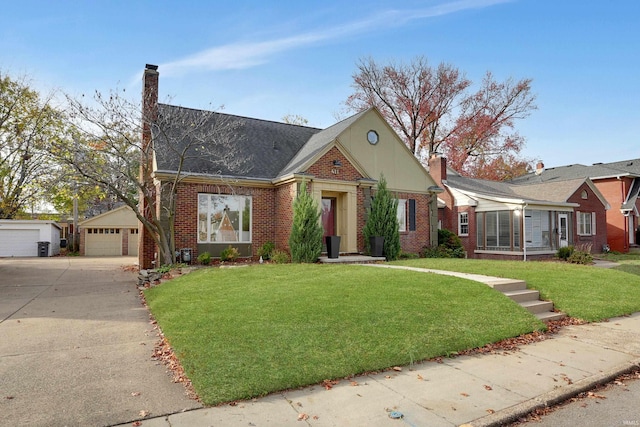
left=160, top=0, right=510, bottom=77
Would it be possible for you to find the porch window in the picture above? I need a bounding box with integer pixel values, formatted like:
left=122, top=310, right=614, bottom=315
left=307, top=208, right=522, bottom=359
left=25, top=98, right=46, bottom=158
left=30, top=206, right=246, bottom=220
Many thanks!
left=198, top=194, right=252, bottom=243
left=458, top=212, right=469, bottom=236
left=577, top=211, right=596, bottom=236
left=476, top=210, right=519, bottom=251
left=525, top=210, right=552, bottom=249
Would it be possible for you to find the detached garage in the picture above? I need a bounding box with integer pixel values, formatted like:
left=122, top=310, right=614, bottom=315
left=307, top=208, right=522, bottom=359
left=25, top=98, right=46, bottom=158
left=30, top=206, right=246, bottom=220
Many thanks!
left=0, top=220, right=62, bottom=257
left=79, top=206, right=139, bottom=257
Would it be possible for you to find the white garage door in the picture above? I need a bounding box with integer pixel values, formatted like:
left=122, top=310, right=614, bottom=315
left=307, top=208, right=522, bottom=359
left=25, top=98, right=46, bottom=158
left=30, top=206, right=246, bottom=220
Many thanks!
left=0, top=229, right=40, bottom=257
left=85, top=228, right=122, bottom=256
left=128, top=229, right=139, bottom=256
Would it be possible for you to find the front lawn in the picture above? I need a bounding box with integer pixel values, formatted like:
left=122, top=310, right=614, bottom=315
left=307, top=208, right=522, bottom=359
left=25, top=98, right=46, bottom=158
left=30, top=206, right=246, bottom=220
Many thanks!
left=144, top=264, right=543, bottom=405
left=395, top=259, right=640, bottom=322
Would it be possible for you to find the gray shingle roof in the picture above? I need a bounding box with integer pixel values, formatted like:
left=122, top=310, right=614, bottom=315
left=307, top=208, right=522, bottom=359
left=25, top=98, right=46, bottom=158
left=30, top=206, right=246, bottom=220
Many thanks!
left=446, top=174, right=585, bottom=204
left=622, top=178, right=640, bottom=211
left=153, top=104, right=321, bottom=179
left=511, top=158, right=640, bottom=184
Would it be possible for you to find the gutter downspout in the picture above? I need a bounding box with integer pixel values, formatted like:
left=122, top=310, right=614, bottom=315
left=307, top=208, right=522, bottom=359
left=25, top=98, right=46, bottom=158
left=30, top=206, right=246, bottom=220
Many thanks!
left=522, top=203, right=528, bottom=262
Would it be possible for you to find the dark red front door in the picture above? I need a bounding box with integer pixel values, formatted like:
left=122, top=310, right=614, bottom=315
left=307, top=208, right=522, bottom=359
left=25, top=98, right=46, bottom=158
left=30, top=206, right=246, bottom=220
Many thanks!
left=321, top=198, right=336, bottom=238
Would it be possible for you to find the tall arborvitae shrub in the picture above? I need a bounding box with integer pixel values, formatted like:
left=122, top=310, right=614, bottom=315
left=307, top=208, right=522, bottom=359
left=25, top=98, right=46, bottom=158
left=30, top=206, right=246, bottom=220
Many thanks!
left=363, top=174, right=401, bottom=261
left=289, top=180, right=323, bottom=263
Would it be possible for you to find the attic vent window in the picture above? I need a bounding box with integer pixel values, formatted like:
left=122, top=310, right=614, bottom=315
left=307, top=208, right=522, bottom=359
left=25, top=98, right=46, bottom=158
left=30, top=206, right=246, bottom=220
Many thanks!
left=581, top=190, right=588, bottom=199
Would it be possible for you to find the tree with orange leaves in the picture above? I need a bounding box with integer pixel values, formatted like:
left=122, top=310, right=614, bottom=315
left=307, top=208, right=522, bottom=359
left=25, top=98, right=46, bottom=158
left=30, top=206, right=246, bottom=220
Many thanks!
left=345, top=57, right=536, bottom=180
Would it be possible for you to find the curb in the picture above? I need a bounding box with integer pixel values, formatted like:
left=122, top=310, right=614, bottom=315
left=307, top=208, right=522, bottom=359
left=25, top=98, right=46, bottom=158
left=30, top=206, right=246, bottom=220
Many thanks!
left=461, top=358, right=640, bottom=427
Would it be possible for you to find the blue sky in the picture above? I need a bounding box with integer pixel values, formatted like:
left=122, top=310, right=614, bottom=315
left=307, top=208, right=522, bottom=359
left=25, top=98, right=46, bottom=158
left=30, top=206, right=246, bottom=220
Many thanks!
left=1, top=0, right=638, bottom=168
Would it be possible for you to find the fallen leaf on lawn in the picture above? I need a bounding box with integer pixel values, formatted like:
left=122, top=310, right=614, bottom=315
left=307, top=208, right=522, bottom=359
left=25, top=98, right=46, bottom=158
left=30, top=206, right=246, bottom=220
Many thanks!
left=484, top=385, right=493, bottom=391
left=385, top=375, right=392, bottom=379
left=297, top=413, right=309, bottom=421
left=392, top=366, right=402, bottom=371
left=350, top=381, right=359, bottom=386
left=486, top=409, right=495, bottom=414
left=460, top=392, right=469, bottom=397
left=313, top=415, right=319, bottom=420
left=131, top=392, right=141, bottom=397
left=139, top=410, right=150, bottom=418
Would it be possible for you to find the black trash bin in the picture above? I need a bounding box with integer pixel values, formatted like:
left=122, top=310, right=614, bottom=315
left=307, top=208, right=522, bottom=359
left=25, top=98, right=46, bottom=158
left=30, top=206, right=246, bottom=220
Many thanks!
left=325, top=236, right=341, bottom=259
left=37, top=241, right=50, bottom=257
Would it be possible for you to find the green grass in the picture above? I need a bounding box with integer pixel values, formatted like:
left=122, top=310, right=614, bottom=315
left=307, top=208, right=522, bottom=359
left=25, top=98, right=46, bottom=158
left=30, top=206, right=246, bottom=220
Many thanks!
left=144, top=264, right=543, bottom=405
left=394, top=258, right=640, bottom=322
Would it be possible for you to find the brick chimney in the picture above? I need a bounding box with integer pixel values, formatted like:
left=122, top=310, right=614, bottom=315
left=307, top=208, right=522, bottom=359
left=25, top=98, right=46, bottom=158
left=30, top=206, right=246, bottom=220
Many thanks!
left=428, top=154, right=447, bottom=185
left=139, top=64, right=159, bottom=270
left=142, top=64, right=159, bottom=149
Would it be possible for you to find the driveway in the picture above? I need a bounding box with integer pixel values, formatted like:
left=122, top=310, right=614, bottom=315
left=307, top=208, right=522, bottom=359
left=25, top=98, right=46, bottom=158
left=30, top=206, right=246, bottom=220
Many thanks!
left=0, top=257, right=201, bottom=426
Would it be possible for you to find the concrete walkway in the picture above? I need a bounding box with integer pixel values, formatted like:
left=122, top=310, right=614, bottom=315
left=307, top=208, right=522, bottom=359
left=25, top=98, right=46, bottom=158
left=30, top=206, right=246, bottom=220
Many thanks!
left=0, top=257, right=201, bottom=427
left=115, top=263, right=640, bottom=427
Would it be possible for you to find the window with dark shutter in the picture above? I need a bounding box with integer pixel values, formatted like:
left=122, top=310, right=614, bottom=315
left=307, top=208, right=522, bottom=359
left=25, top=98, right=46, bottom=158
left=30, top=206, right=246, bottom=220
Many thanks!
left=409, top=199, right=416, bottom=231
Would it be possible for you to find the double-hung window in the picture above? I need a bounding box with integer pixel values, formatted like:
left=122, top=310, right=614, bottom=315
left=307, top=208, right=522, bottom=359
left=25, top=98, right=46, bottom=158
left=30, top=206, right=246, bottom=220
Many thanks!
left=198, top=194, right=252, bottom=243
left=458, top=212, right=469, bottom=236
left=576, top=211, right=596, bottom=236
left=397, top=199, right=407, bottom=232
left=396, top=199, right=417, bottom=232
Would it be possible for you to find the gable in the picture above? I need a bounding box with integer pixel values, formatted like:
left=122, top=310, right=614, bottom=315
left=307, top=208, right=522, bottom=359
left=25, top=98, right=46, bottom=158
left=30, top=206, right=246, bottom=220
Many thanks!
left=80, top=206, right=138, bottom=228
left=333, top=109, right=436, bottom=193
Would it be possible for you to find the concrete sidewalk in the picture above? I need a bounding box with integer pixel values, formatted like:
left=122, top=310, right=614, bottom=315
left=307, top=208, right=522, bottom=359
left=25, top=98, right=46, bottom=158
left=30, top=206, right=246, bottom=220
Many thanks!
left=120, top=313, right=640, bottom=426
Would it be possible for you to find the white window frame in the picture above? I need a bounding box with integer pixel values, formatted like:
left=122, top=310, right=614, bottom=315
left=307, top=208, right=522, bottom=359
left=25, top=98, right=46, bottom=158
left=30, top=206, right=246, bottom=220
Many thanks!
left=576, top=211, right=596, bottom=236
left=458, top=212, right=469, bottom=236
left=198, top=194, right=252, bottom=243
left=397, top=199, right=407, bottom=232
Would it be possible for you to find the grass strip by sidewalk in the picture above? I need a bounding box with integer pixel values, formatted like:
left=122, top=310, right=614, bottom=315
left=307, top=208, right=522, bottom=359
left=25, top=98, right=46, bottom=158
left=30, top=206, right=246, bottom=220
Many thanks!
left=144, top=263, right=543, bottom=405
left=395, top=259, right=640, bottom=322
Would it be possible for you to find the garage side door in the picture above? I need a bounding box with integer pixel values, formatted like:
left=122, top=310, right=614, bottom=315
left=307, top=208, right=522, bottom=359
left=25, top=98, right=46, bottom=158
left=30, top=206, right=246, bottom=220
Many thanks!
left=85, top=228, right=122, bottom=256
left=0, top=229, right=40, bottom=257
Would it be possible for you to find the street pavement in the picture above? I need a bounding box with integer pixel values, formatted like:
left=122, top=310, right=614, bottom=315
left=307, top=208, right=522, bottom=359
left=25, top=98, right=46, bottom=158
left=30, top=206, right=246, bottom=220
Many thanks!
left=2, top=257, right=639, bottom=426
left=0, top=257, right=201, bottom=427
left=525, top=376, right=640, bottom=426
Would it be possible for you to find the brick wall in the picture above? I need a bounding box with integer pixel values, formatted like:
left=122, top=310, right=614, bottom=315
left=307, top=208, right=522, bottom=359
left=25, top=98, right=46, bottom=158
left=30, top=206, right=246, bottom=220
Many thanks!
left=568, top=182, right=609, bottom=253
left=173, top=182, right=278, bottom=260
left=274, top=183, right=296, bottom=253
left=594, top=177, right=633, bottom=252
left=306, top=147, right=364, bottom=181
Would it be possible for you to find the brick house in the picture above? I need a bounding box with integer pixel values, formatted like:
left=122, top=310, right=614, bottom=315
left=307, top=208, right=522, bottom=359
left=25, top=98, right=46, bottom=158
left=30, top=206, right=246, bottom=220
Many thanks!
left=138, top=65, right=441, bottom=268
left=429, top=155, right=609, bottom=260
left=512, top=160, right=640, bottom=253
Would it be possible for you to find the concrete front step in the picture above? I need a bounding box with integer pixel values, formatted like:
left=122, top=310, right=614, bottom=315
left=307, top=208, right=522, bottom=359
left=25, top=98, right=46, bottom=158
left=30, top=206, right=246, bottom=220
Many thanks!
left=484, top=279, right=527, bottom=292
left=520, top=300, right=554, bottom=314
left=503, top=289, right=540, bottom=303
left=535, top=311, right=567, bottom=322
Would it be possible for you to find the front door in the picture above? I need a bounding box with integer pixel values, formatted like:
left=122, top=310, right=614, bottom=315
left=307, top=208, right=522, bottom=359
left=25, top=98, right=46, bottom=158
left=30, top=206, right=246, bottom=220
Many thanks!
left=558, top=214, right=568, bottom=248
left=321, top=198, right=336, bottom=238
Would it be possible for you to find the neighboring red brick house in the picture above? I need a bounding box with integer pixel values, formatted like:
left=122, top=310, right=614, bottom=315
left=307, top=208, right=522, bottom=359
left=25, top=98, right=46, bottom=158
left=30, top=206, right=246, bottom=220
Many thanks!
left=512, top=160, right=640, bottom=253
left=138, top=65, right=441, bottom=268
left=429, top=155, right=609, bottom=260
